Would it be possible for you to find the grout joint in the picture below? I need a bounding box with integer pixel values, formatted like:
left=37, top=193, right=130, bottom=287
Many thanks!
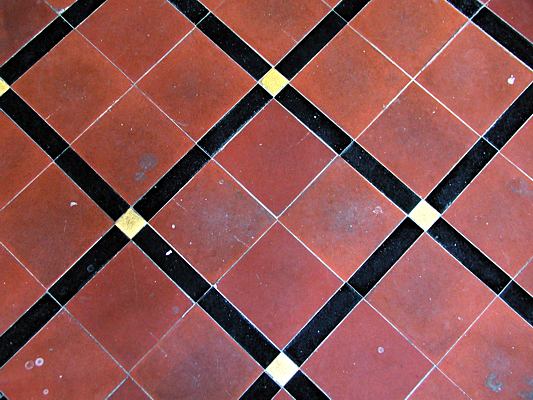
left=408, top=200, right=441, bottom=231
left=260, top=68, right=289, bottom=96
left=115, top=208, right=147, bottom=239
left=265, top=352, right=299, bottom=387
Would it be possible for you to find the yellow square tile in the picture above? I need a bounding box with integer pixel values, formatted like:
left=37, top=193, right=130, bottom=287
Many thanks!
left=0, top=78, right=10, bottom=96
left=265, top=352, right=299, bottom=386
left=115, top=208, right=147, bottom=239
left=409, top=200, right=440, bottom=231
left=260, top=68, right=289, bottom=96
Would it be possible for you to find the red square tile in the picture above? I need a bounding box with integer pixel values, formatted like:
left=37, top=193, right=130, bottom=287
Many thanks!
left=281, top=158, right=403, bottom=280
left=219, top=223, right=341, bottom=347
left=351, top=0, right=466, bottom=75
left=67, top=243, right=192, bottom=370
left=109, top=379, right=149, bottom=400
left=79, top=0, right=193, bottom=81
left=0, top=0, right=55, bottom=64
left=273, top=389, right=293, bottom=400
left=0, top=311, right=124, bottom=399
left=516, top=263, right=533, bottom=296
left=139, top=29, right=254, bottom=140
left=13, top=31, right=130, bottom=142
left=132, top=306, right=260, bottom=400
left=0, top=165, right=112, bottom=287
left=489, top=0, right=533, bottom=42
left=152, top=161, right=274, bottom=282
left=358, top=83, right=477, bottom=197
left=445, top=155, right=533, bottom=276
left=292, top=27, right=409, bottom=139
left=410, top=369, right=469, bottom=400
left=303, top=302, right=432, bottom=400
left=217, top=101, right=334, bottom=214
left=73, top=88, right=193, bottom=204
left=368, top=234, right=494, bottom=362
left=418, top=24, right=532, bottom=134
left=502, top=119, right=533, bottom=178
left=0, top=112, right=49, bottom=207
left=212, top=0, right=329, bottom=64
left=441, top=299, right=533, bottom=400
left=0, top=244, right=44, bottom=335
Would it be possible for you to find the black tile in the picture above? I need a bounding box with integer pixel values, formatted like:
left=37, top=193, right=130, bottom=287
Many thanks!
left=49, top=226, right=129, bottom=305
left=56, top=148, right=129, bottom=220
left=426, top=139, right=496, bottom=213
left=276, top=12, right=345, bottom=80
left=276, top=85, right=352, bottom=154
left=0, top=89, right=68, bottom=159
left=446, top=0, right=483, bottom=18
left=0, top=18, right=71, bottom=85
left=484, top=84, right=533, bottom=149
left=473, top=7, right=533, bottom=69
left=342, top=141, right=421, bottom=213
left=428, top=218, right=511, bottom=294
left=349, top=218, right=423, bottom=296
left=132, top=225, right=210, bottom=302
left=0, top=392, right=6, bottom=399
left=134, top=145, right=209, bottom=221
left=198, top=288, right=279, bottom=368
left=198, top=85, right=271, bottom=156
left=501, top=281, right=533, bottom=326
left=0, top=294, right=61, bottom=368
left=284, top=284, right=361, bottom=365
left=240, top=373, right=280, bottom=400
left=198, top=13, right=271, bottom=80
left=285, top=371, right=329, bottom=400
left=167, top=0, right=209, bottom=25
left=61, top=0, right=107, bottom=27
left=334, top=0, right=372, bottom=22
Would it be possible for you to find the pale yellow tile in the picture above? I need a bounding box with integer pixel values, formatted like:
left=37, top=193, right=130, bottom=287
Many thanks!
left=409, top=200, right=440, bottom=231
left=260, top=68, right=289, bottom=96
left=115, top=208, right=147, bottom=239
left=0, top=78, right=10, bottom=96
left=265, top=352, right=299, bottom=386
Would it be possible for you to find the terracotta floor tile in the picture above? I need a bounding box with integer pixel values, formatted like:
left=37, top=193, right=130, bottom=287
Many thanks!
left=410, top=369, right=469, bottom=400
left=273, top=389, right=293, bottom=400
left=489, top=0, right=533, bottom=42
left=79, top=0, right=193, bottom=81
left=219, top=223, right=341, bottom=347
left=351, top=0, right=466, bottom=75
left=217, top=101, right=334, bottom=214
left=0, top=311, right=124, bottom=399
left=0, top=245, right=44, bottom=335
left=13, top=31, right=131, bottom=142
left=303, top=302, right=432, bottom=400
left=0, top=165, right=112, bottom=287
left=516, top=263, right=533, bottom=296
left=139, top=29, right=254, bottom=140
left=73, top=88, right=193, bottom=204
left=212, top=0, right=329, bottom=64
left=441, top=299, right=533, bottom=400
left=418, top=24, right=532, bottom=134
left=132, top=306, right=261, bottom=400
left=109, top=379, right=149, bottom=400
left=67, top=243, right=192, bottom=370
left=0, top=0, right=56, bottom=65
left=292, top=26, right=409, bottom=139
left=152, top=161, right=274, bottom=283
left=502, top=119, right=533, bottom=178
left=281, top=158, right=403, bottom=280
left=445, top=155, right=533, bottom=276
left=358, top=83, right=477, bottom=197
left=0, top=112, right=49, bottom=208
left=368, top=234, right=494, bottom=362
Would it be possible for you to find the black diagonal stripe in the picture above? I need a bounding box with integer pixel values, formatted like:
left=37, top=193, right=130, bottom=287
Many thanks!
left=342, top=141, right=421, bottom=213
left=285, top=371, right=329, bottom=400
left=56, top=148, right=129, bottom=220
left=0, top=89, right=68, bottom=159
left=428, top=218, right=510, bottom=294
left=167, top=0, right=209, bottom=24
left=276, top=12, right=345, bottom=80
left=276, top=85, right=352, bottom=154
left=199, top=288, right=279, bottom=368
left=334, top=0, right=372, bottom=23
left=426, top=139, right=496, bottom=214
left=285, top=284, right=361, bottom=365
left=349, top=218, right=423, bottom=296
left=446, top=0, right=482, bottom=18
left=198, top=85, right=271, bottom=156
left=0, top=18, right=71, bottom=85
left=61, top=0, right=107, bottom=27
left=0, top=294, right=61, bottom=368
left=240, top=373, right=280, bottom=400
left=501, top=281, right=533, bottom=326
left=198, top=13, right=271, bottom=80
left=484, top=84, right=533, bottom=149
left=473, top=7, right=533, bottom=69
left=49, top=226, right=129, bottom=305
left=134, top=145, right=209, bottom=221
left=133, top=225, right=210, bottom=302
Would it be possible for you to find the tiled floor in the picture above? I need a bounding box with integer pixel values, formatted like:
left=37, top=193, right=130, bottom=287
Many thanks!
left=0, top=1, right=531, bottom=399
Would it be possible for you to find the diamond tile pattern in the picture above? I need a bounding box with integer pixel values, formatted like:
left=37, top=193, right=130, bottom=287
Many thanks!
left=1, top=1, right=532, bottom=399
